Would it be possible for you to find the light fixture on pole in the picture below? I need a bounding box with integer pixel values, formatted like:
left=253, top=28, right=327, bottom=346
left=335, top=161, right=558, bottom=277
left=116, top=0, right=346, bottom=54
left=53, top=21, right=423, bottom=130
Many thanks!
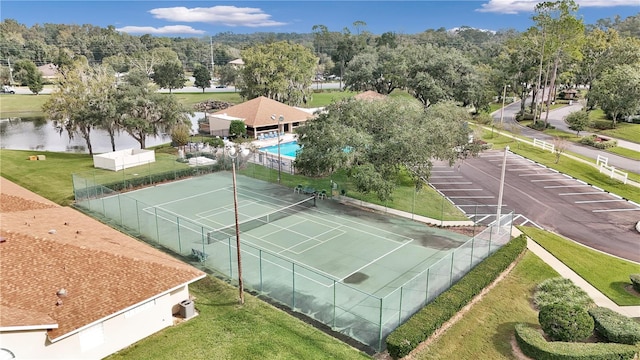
left=495, top=145, right=509, bottom=234
left=225, top=142, right=250, bottom=305
left=271, top=114, right=284, bottom=183
left=499, top=84, right=510, bottom=126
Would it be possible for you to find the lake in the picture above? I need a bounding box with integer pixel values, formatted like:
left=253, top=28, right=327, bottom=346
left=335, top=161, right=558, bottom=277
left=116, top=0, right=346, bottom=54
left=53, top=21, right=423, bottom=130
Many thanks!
left=0, top=113, right=205, bottom=154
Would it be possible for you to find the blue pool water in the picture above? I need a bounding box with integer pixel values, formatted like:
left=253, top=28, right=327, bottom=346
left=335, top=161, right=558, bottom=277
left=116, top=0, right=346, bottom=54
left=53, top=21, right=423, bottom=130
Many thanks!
left=261, top=141, right=301, bottom=157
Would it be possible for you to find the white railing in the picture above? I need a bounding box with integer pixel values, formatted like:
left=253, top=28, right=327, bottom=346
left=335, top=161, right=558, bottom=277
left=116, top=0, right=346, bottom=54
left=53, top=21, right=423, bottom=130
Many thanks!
left=533, top=138, right=555, bottom=152
left=599, top=163, right=628, bottom=184
left=596, top=154, right=608, bottom=167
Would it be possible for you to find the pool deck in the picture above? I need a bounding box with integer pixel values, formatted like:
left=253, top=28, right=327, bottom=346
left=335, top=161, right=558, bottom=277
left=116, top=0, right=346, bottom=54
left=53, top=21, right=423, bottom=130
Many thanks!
left=251, top=133, right=297, bottom=149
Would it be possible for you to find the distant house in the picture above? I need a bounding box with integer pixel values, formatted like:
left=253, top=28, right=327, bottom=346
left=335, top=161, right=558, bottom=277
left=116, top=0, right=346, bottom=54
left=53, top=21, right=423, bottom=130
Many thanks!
left=203, top=96, right=316, bottom=139
left=0, top=178, right=206, bottom=359
left=37, top=63, right=59, bottom=82
left=228, top=58, right=245, bottom=69
left=354, top=90, right=387, bottom=101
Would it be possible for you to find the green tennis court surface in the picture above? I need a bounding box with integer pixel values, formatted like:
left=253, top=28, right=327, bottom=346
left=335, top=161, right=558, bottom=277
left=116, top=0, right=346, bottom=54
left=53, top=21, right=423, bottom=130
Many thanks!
left=75, top=171, right=507, bottom=350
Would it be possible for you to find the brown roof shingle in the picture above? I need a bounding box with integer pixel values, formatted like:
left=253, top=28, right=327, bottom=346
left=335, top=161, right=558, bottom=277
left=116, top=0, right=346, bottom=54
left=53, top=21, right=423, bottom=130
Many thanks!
left=212, top=96, right=315, bottom=128
left=0, top=178, right=205, bottom=341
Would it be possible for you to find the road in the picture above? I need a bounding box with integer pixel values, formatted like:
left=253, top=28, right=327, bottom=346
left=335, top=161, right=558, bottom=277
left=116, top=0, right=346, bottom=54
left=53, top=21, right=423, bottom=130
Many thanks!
left=430, top=151, right=640, bottom=262
left=496, top=100, right=640, bottom=175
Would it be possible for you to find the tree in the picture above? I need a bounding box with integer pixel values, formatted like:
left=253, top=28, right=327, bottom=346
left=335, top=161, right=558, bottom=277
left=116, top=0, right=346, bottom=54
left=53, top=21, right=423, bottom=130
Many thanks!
left=218, top=64, right=238, bottom=87
left=294, top=98, right=478, bottom=201
left=565, top=110, right=589, bottom=135
left=117, top=70, right=192, bottom=149
left=129, top=47, right=180, bottom=77
left=43, top=59, right=115, bottom=154
left=151, top=61, right=186, bottom=93
left=240, top=41, right=316, bottom=106
left=12, top=59, right=44, bottom=94
left=192, top=65, right=211, bottom=93
left=344, top=46, right=407, bottom=95
left=532, top=0, right=585, bottom=126
left=551, top=136, right=569, bottom=163
left=171, top=123, right=191, bottom=151
left=589, top=64, right=640, bottom=127
left=229, top=120, right=246, bottom=138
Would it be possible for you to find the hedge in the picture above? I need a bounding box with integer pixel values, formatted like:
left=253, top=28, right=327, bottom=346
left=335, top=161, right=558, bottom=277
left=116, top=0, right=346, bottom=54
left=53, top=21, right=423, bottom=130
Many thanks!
left=385, top=235, right=527, bottom=359
left=589, top=307, right=640, bottom=345
left=630, top=274, right=640, bottom=293
left=515, top=323, right=638, bottom=360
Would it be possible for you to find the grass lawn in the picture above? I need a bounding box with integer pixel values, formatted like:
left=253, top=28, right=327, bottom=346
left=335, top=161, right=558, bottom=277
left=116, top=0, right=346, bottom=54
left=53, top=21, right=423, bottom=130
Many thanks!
left=0, top=149, right=188, bottom=206
left=0, top=93, right=50, bottom=118
left=606, top=146, right=640, bottom=161
left=411, top=251, right=558, bottom=359
left=106, top=276, right=371, bottom=360
left=588, top=109, right=640, bottom=144
left=518, top=227, right=640, bottom=306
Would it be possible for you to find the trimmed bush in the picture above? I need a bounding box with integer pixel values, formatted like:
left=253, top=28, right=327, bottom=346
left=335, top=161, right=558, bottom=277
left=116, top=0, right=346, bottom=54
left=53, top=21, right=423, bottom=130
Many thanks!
left=515, top=323, right=638, bottom=360
left=589, top=307, right=640, bottom=345
left=579, top=135, right=617, bottom=149
left=630, top=274, right=640, bottom=293
left=539, top=303, right=594, bottom=342
left=385, top=235, right=527, bottom=359
left=534, top=277, right=594, bottom=310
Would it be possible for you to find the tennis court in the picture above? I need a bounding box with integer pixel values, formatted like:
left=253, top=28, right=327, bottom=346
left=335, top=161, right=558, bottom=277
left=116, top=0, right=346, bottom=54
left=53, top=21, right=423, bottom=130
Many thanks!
left=74, top=171, right=509, bottom=350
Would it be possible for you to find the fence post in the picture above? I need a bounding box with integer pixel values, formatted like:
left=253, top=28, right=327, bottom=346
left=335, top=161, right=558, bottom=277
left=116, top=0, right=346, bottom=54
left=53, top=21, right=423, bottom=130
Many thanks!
left=292, top=263, right=296, bottom=310
left=259, top=250, right=263, bottom=293
left=398, top=287, right=403, bottom=324
left=177, top=218, right=182, bottom=253
left=378, top=297, right=384, bottom=352
left=154, top=208, right=160, bottom=244
left=333, top=280, right=337, bottom=329
left=449, top=251, right=455, bottom=286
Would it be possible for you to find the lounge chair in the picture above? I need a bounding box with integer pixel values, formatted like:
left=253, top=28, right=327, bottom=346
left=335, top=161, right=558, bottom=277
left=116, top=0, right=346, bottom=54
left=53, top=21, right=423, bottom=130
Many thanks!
left=294, top=184, right=303, bottom=194
left=318, top=189, right=327, bottom=199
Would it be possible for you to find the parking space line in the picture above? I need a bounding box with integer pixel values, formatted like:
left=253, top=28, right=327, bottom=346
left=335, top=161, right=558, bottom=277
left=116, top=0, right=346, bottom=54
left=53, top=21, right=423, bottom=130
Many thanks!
left=448, top=196, right=495, bottom=199
left=544, top=185, right=590, bottom=189
left=530, top=179, right=566, bottom=182
left=519, top=173, right=558, bottom=177
left=559, top=192, right=603, bottom=196
left=575, top=199, right=627, bottom=204
left=430, top=176, right=464, bottom=178
left=429, top=182, right=472, bottom=185
left=592, top=208, right=640, bottom=213
left=438, top=188, right=483, bottom=191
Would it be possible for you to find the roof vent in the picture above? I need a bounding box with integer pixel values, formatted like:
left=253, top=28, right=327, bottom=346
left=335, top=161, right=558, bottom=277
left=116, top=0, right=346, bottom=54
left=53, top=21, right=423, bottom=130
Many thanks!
left=56, top=288, right=67, bottom=297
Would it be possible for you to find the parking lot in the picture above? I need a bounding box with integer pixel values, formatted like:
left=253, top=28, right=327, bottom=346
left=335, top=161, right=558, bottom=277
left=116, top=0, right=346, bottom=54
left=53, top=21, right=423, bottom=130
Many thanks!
left=429, top=150, right=640, bottom=262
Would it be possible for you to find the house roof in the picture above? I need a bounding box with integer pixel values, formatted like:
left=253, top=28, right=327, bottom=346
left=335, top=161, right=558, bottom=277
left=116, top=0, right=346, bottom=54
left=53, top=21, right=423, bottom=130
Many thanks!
left=37, top=63, right=58, bottom=78
left=354, top=90, right=387, bottom=101
left=212, top=96, right=315, bottom=128
left=228, top=58, right=245, bottom=65
left=0, top=177, right=205, bottom=341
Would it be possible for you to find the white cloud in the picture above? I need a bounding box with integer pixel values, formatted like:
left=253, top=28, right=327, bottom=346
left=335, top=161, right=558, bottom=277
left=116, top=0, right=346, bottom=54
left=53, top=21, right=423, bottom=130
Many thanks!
left=149, top=6, right=287, bottom=27
left=477, top=0, right=640, bottom=14
left=116, top=25, right=206, bottom=35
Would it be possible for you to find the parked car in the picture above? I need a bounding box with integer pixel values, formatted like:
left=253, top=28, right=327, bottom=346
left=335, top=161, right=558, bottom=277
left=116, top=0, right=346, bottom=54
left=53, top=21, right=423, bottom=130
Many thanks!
left=1, top=85, right=15, bottom=94
left=215, top=84, right=227, bottom=88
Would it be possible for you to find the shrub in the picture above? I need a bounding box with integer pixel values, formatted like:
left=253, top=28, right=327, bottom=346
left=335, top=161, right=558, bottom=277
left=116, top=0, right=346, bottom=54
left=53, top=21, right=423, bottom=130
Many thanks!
left=591, top=120, right=614, bottom=130
left=515, top=323, right=639, bottom=360
left=539, top=303, right=594, bottom=342
left=517, top=112, right=535, bottom=121
left=385, top=235, right=527, bottom=359
left=534, top=277, right=594, bottom=310
left=589, top=307, right=640, bottom=345
left=630, top=274, right=640, bottom=293
left=579, top=135, right=617, bottom=149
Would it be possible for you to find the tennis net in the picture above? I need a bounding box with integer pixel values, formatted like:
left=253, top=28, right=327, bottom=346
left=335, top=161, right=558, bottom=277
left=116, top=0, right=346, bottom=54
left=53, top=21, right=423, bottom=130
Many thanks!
left=207, top=196, right=316, bottom=243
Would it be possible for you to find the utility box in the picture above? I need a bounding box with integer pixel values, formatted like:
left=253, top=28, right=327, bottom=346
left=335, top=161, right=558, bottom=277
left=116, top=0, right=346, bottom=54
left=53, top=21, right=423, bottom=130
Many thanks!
left=179, top=299, right=195, bottom=319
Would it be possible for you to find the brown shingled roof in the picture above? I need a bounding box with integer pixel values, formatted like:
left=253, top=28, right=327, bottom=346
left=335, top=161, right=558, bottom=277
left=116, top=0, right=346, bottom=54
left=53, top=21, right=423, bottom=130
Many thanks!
left=354, top=90, right=387, bottom=101
left=212, top=96, right=315, bottom=128
left=0, top=178, right=205, bottom=341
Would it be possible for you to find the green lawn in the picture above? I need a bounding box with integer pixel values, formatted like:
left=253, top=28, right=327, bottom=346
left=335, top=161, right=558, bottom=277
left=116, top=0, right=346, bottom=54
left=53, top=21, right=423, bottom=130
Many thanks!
left=0, top=93, right=51, bottom=118
left=107, top=276, right=371, bottom=360
left=412, top=251, right=558, bottom=359
left=606, top=146, right=640, bottom=160
left=588, top=109, right=640, bottom=144
left=518, top=227, right=640, bottom=306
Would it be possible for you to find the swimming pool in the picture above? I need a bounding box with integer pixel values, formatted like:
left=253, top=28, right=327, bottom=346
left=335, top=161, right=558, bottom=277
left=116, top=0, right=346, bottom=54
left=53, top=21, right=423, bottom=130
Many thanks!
left=261, top=141, right=301, bottom=158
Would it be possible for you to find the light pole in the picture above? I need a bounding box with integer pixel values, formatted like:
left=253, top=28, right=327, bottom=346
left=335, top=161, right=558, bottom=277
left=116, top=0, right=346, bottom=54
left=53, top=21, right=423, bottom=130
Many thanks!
left=225, top=142, right=250, bottom=304
left=271, top=114, right=284, bottom=183
left=495, top=145, right=509, bottom=234
left=499, top=84, right=510, bottom=126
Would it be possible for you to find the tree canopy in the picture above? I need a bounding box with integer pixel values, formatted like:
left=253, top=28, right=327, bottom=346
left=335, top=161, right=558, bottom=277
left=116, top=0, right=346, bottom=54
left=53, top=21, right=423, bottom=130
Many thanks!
left=294, top=98, right=479, bottom=200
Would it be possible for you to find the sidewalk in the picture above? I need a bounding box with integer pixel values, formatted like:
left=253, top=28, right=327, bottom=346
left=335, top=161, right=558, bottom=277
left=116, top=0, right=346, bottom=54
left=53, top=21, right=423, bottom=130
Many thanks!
left=526, top=237, right=640, bottom=318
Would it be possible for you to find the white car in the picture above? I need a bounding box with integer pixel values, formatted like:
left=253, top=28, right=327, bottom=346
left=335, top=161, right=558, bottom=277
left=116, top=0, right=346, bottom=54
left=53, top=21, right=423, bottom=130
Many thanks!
left=1, top=85, right=15, bottom=94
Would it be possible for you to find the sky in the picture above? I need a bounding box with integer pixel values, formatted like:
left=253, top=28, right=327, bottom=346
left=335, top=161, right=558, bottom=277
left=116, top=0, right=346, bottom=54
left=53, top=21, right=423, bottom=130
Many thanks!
left=2, top=1, right=639, bottom=36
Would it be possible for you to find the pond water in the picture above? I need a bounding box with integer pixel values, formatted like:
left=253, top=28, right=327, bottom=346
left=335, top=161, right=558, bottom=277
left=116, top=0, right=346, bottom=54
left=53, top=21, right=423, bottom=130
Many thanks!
left=0, top=113, right=204, bottom=154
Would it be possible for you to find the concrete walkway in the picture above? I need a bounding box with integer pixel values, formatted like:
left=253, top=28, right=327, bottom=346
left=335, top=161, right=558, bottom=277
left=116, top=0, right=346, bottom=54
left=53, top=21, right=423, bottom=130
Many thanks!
left=526, top=237, right=640, bottom=318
